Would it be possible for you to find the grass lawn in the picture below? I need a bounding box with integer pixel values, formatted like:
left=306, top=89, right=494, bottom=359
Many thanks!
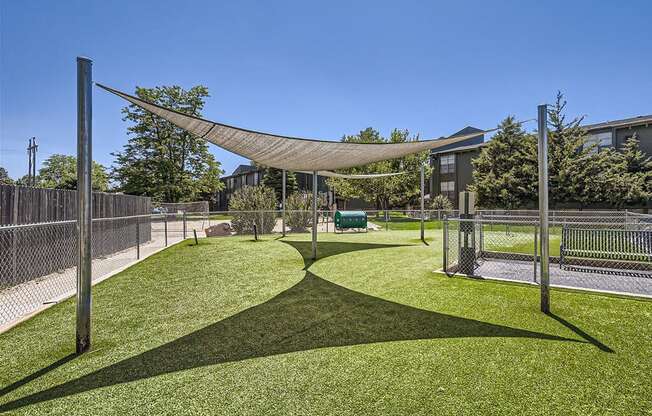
left=368, top=216, right=443, bottom=230
left=1, top=231, right=651, bottom=415
left=208, top=213, right=233, bottom=221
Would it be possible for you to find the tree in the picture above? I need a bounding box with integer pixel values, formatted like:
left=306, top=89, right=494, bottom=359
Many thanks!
left=621, top=134, right=652, bottom=181
left=470, top=117, right=538, bottom=209
left=262, top=167, right=298, bottom=203
left=325, top=128, right=431, bottom=210
left=546, top=91, right=599, bottom=208
left=111, top=85, right=224, bottom=203
left=601, top=135, right=652, bottom=207
left=37, top=154, right=109, bottom=191
left=0, top=167, right=14, bottom=185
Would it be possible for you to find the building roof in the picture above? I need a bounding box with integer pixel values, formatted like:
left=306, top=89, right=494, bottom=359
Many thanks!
left=450, top=126, right=484, bottom=137
left=583, top=114, right=652, bottom=131
left=431, top=141, right=487, bottom=155
left=99, top=84, right=498, bottom=171
left=231, top=164, right=259, bottom=176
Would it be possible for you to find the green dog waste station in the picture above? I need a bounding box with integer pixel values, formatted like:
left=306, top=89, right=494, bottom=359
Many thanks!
left=334, top=210, right=368, bottom=232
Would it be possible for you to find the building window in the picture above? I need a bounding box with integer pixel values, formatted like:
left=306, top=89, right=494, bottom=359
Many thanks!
left=440, top=181, right=455, bottom=201
left=440, top=154, right=455, bottom=174
left=585, top=131, right=612, bottom=153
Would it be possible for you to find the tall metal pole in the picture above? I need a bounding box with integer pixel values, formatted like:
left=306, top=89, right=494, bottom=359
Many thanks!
left=76, top=56, right=93, bottom=353
left=537, top=104, right=550, bottom=313
left=282, top=169, right=286, bottom=237
left=312, top=171, right=318, bottom=260
left=32, top=137, right=38, bottom=185
left=420, top=163, right=425, bottom=241
left=27, top=138, right=32, bottom=186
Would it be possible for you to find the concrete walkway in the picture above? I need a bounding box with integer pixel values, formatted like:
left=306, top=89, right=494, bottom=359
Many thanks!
left=474, top=258, right=652, bottom=297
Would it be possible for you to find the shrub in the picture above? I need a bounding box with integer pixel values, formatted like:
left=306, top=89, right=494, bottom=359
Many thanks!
left=228, top=185, right=277, bottom=234
left=285, top=192, right=327, bottom=231
left=430, top=194, right=453, bottom=211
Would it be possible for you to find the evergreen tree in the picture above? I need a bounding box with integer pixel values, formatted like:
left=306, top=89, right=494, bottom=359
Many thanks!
left=546, top=91, right=596, bottom=208
left=470, top=117, right=538, bottom=209
left=111, top=85, right=224, bottom=203
left=613, top=135, right=652, bottom=206
left=262, top=167, right=298, bottom=202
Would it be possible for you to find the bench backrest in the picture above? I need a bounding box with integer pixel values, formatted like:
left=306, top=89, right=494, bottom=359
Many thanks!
left=562, top=227, right=652, bottom=262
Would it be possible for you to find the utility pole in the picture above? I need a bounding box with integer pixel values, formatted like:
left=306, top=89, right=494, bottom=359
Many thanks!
left=31, top=138, right=38, bottom=186
left=26, top=137, right=38, bottom=186
left=27, top=138, right=32, bottom=186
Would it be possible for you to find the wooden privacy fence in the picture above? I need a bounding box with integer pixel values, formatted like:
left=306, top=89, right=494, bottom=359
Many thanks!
left=0, top=185, right=152, bottom=225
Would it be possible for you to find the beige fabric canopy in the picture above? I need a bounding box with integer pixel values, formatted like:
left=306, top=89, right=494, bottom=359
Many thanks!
left=97, top=83, right=496, bottom=171
left=299, top=170, right=406, bottom=179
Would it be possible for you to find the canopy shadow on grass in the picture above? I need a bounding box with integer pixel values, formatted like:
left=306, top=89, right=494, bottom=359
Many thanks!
left=281, top=240, right=412, bottom=269
left=1, top=241, right=582, bottom=412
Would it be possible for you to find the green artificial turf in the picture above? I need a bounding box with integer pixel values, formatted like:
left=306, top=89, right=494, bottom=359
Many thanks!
left=1, top=231, right=651, bottom=415
left=368, top=217, right=443, bottom=230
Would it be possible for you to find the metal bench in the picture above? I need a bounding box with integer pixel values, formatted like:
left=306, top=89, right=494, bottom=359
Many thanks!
left=560, top=226, right=652, bottom=274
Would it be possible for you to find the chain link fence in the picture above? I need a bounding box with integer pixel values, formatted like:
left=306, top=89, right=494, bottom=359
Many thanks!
left=2, top=208, right=649, bottom=329
left=0, top=214, right=190, bottom=328
left=443, top=212, right=652, bottom=297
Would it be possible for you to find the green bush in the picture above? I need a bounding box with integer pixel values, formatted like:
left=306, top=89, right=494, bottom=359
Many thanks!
left=430, top=194, right=453, bottom=211
left=228, top=185, right=277, bottom=234
left=285, top=192, right=312, bottom=231
left=285, top=192, right=327, bottom=231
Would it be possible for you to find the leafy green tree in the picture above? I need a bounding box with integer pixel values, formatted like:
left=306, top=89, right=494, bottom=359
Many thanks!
left=0, top=167, right=14, bottom=185
left=111, top=85, right=224, bottom=203
left=38, top=154, right=109, bottom=191
left=262, top=167, right=298, bottom=202
left=470, top=117, right=538, bottom=209
left=228, top=185, right=277, bottom=234
left=325, top=128, right=430, bottom=210
left=14, top=175, right=33, bottom=187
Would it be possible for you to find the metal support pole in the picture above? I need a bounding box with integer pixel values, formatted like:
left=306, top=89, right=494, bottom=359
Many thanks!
left=282, top=169, right=286, bottom=237
left=76, top=56, right=92, bottom=354
left=183, top=211, right=187, bottom=239
left=312, top=171, right=318, bottom=260
left=538, top=104, right=550, bottom=313
left=136, top=217, right=140, bottom=259
left=420, top=164, right=425, bottom=241
left=443, top=216, right=448, bottom=272
left=164, top=214, right=168, bottom=247
left=478, top=213, right=484, bottom=256
left=533, top=225, right=538, bottom=283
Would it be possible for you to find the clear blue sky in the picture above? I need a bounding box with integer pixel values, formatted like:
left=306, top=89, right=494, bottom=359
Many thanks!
left=1, top=0, right=651, bottom=179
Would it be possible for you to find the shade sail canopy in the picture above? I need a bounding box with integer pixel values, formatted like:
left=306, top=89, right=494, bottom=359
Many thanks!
left=98, top=83, right=496, bottom=171
left=301, top=170, right=407, bottom=179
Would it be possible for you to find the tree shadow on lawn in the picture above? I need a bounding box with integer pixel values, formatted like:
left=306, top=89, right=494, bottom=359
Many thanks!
left=1, top=241, right=583, bottom=412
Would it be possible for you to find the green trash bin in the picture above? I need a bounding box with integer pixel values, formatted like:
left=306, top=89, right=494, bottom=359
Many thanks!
left=334, top=211, right=367, bottom=232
